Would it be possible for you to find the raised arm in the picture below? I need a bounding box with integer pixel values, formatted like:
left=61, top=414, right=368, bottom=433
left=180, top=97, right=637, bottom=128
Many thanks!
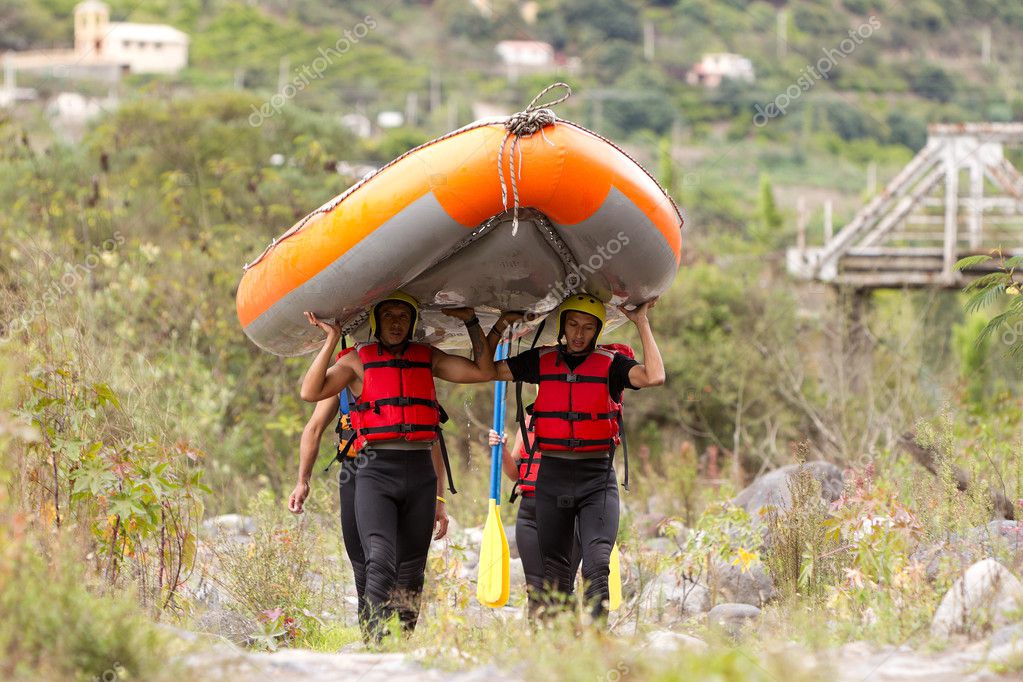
left=299, top=313, right=359, bottom=401
left=488, top=311, right=523, bottom=382
left=432, top=307, right=496, bottom=383
left=620, top=299, right=666, bottom=389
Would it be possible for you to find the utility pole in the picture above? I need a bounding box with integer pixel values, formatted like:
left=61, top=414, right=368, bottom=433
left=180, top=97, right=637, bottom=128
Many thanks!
left=776, top=10, right=787, bottom=59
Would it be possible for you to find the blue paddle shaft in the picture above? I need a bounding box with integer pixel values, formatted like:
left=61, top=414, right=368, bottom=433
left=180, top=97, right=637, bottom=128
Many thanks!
left=490, top=340, right=509, bottom=501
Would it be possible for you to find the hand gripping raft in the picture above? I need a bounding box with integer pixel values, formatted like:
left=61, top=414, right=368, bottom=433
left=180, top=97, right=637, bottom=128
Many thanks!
left=236, top=84, right=683, bottom=356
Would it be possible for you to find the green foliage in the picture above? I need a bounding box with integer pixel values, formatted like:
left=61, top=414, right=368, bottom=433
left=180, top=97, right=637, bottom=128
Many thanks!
left=901, top=62, right=958, bottom=103
left=0, top=534, right=181, bottom=681
left=14, top=363, right=206, bottom=607
left=952, top=312, right=992, bottom=405
left=753, top=173, right=784, bottom=245
left=955, top=250, right=1023, bottom=361
left=763, top=463, right=844, bottom=602
left=208, top=489, right=350, bottom=645
left=913, top=412, right=994, bottom=540
left=678, top=501, right=762, bottom=589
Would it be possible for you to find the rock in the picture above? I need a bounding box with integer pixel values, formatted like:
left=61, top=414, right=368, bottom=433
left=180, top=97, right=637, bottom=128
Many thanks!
left=192, top=607, right=256, bottom=647
left=643, top=537, right=677, bottom=555
left=202, top=514, right=256, bottom=540
left=180, top=647, right=523, bottom=681
left=505, top=524, right=518, bottom=559
left=445, top=514, right=461, bottom=535
left=989, top=622, right=1023, bottom=647
left=732, top=462, right=844, bottom=519
left=638, top=571, right=710, bottom=624
left=911, top=521, right=1023, bottom=581
left=707, top=603, right=761, bottom=637
left=463, top=526, right=484, bottom=546
left=711, top=561, right=777, bottom=607
left=508, top=556, right=526, bottom=588
left=931, top=558, right=1023, bottom=638
left=644, top=630, right=709, bottom=653
left=658, top=519, right=691, bottom=549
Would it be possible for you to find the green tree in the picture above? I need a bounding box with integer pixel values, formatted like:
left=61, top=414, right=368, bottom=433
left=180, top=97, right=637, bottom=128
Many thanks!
left=753, top=173, right=783, bottom=244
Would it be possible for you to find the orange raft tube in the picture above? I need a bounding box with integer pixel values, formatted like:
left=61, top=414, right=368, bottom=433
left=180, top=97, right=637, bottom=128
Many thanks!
left=236, top=117, right=683, bottom=356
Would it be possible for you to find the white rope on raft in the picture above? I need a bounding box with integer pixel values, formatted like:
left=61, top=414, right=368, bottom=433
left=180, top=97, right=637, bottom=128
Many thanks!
left=498, top=82, right=571, bottom=236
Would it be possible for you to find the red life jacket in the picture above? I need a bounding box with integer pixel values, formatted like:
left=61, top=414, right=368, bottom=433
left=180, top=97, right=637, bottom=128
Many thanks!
left=532, top=346, right=619, bottom=452
left=349, top=342, right=439, bottom=451
left=516, top=431, right=541, bottom=497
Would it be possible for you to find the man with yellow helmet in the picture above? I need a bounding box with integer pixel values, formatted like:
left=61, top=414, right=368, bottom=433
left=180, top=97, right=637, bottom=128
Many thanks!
left=493, top=292, right=665, bottom=623
left=300, top=291, right=496, bottom=642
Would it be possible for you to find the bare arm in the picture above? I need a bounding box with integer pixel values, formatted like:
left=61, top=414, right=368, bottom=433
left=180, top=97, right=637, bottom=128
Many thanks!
left=300, top=313, right=342, bottom=401
left=288, top=395, right=339, bottom=514
left=298, top=396, right=339, bottom=484
left=430, top=443, right=449, bottom=540
left=494, top=360, right=515, bottom=382
left=621, top=300, right=666, bottom=389
left=433, top=308, right=496, bottom=383
left=489, top=429, right=521, bottom=482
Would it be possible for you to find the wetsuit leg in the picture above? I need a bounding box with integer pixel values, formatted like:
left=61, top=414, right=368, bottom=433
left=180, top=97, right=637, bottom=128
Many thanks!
left=515, top=495, right=544, bottom=618
left=535, top=457, right=619, bottom=623
left=339, top=459, right=367, bottom=636
left=354, top=449, right=401, bottom=639
left=576, top=459, right=619, bottom=622
left=569, top=518, right=583, bottom=585
left=533, top=456, right=582, bottom=613
left=354, top=448, right=435, bottom=641
left=392, top=453, right=437, bottom=633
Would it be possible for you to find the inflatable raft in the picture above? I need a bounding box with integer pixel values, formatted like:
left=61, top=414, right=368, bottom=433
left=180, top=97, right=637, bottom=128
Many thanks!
left=237, top=89, right=683, bottom=356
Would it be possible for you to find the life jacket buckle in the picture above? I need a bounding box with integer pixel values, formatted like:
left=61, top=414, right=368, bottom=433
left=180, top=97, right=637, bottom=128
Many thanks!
left=567, top=438, right=581, bottom=448
left=565, top=373, right=578, bottom=383
left=397, top=423, right=414, bottom=433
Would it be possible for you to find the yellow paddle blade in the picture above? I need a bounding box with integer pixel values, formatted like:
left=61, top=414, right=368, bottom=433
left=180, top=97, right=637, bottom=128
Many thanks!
left=608, top=542, right=622, bottom=611
left=477, top=500, right=509, bottom=606
left=496, top=512, right=511, bottom=606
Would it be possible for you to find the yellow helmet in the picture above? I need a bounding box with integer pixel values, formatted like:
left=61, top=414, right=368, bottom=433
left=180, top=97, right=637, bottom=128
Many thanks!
left=556, top=293, right=606, bottom=341
left=369, top=290, right=420, bottom=340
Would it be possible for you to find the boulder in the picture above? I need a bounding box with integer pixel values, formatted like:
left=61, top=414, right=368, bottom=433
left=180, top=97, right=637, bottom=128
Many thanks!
left=911, top=521, right=1023, bottom=581
left=201, top=514, right=256, bottom=541
left=644, top=630, right=709, bottom=653
left=710, top=561, right=777, bottom=607
left=931, top=558, right=1023, bottom=638
left=732, top=462, right=844, bottom=519
left=638, top=570, right=710, bottom=624
left=707, top=603, right=761, bottom=637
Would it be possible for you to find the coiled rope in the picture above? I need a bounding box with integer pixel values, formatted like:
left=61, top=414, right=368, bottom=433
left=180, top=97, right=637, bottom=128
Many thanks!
left=498, top=82, right=572, bottom=236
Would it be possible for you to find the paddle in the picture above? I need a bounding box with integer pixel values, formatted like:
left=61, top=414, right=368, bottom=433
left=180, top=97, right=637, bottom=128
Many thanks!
left=477, top=339, right=511, bottom=607
left=608, top=542, right=622, bottom=611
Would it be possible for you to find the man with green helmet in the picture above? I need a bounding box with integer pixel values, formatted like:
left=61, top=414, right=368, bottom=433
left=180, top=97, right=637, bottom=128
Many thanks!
left=300, top=291, right=496, bottom=641
left=493, top=292, right=664, bottom=623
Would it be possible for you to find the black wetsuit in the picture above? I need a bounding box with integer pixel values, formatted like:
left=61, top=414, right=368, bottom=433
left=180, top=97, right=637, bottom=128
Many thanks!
left=516, top=493, right=581, bottom=616
left=338, top=456, right=366, bottom=630
left=506, top=346, right=637, bottom=620
left=354, top=446, right=437, bottom=639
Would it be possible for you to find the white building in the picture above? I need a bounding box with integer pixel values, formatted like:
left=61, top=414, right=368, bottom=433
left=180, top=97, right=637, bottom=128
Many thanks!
left=74, top=1, right=189, bottom=74
left=686, top=53, right=755, bottom=88
left=3, top=0, right=188, bottom=82
left=495, top=40, right=555, bottom=69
